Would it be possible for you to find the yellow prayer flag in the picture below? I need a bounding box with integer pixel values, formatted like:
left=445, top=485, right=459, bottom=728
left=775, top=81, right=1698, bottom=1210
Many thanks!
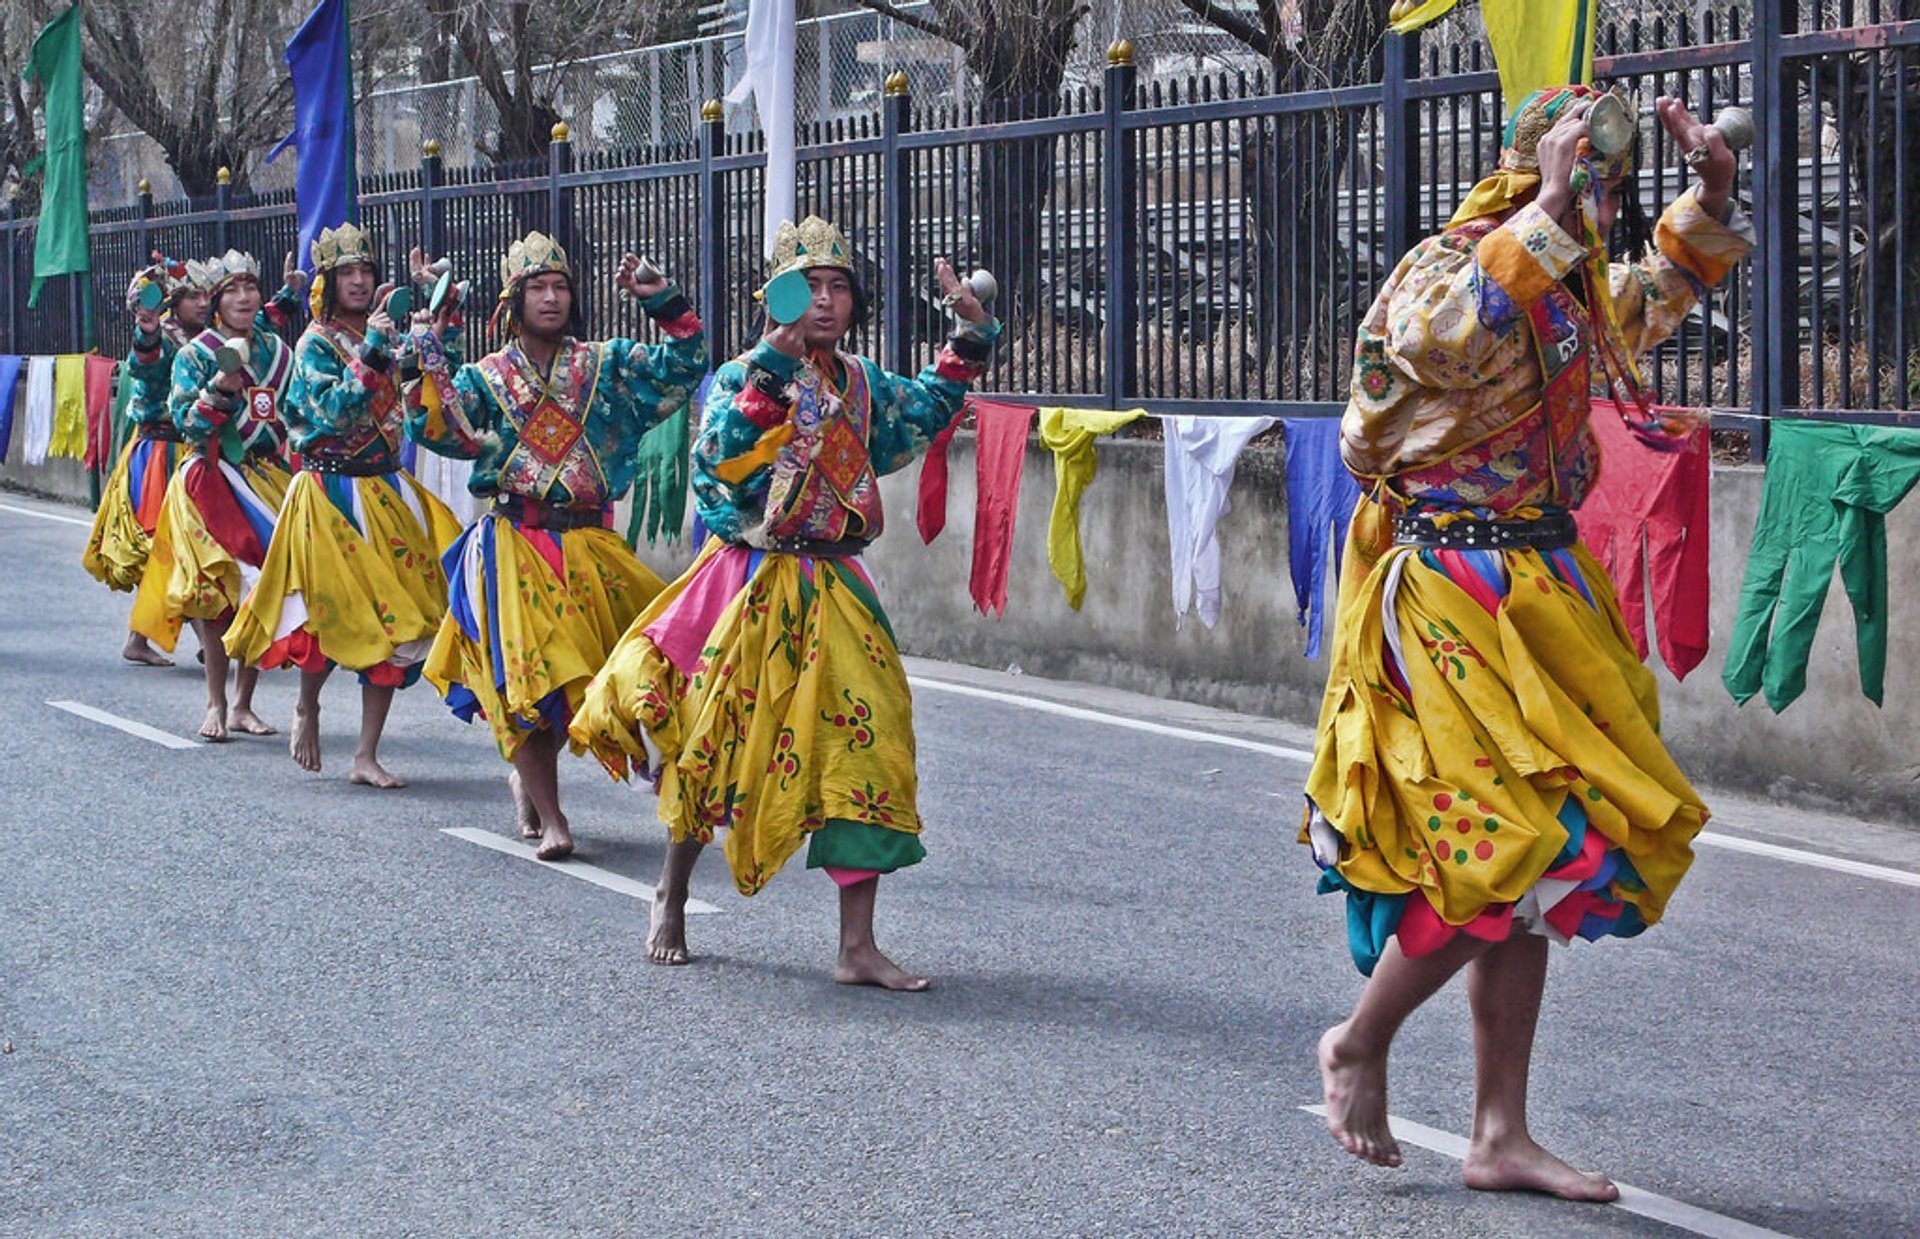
left=1483, top=0, right=1599, bottom=114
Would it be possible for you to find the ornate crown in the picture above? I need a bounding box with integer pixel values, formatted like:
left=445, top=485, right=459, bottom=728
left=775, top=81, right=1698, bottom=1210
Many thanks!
left=767, top=216, right=854, bottom=283
left=181, top=257, right=223, bottom=294
left=500, top=231, right=571, bottom=290
left=1501, top=84, right=1636, bottom=179
left=312, top=222, right=375, bottom=273
left=203, top=249, right=263, bottom=296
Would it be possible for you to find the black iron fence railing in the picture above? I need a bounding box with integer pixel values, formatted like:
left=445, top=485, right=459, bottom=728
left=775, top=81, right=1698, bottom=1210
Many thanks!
left=7, top=17, right=1920, bottom=462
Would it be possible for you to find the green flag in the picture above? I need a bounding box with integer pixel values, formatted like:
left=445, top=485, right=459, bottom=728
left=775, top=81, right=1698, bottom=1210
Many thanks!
left=26, top=4, right=89, bottom=308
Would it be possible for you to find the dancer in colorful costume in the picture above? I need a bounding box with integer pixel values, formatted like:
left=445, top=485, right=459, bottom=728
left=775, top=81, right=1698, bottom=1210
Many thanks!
left=403, top=231, right=706, bottom=859
left=130, top=250, right=299, bottom=741
left=226, top=224, right=464, bottom=788
left=84, top=255, right=211, bottom=666
left=1306, top=89, right=1752, bottom=1197
left=572, top=216, right=998, bottom=989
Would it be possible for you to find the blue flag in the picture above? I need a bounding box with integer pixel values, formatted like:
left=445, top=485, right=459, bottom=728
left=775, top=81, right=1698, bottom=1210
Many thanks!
left=0, top=355, right=24, bottom=461
left=268, top=0, right=358, bottom=272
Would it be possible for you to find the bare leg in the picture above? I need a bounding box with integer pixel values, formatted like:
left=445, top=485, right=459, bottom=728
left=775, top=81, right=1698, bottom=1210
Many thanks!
left=1319, top=931, right=1496, bottom=1168
left=291, top=667, right=330, bottom=771
left=348, top=681, right=405, bottom=788
left=1462, top=931, right=1619, bottom=1202
left=507, top=769, right=541, bottom=838
left=834, top=876, right=929, bottom=992
left=511, top=728, right=572, bottom=859
left=190, top=618, right=230, bottom=742
left=227, top=662, right=276, bottom=735
left=649, top=837, right=705, bottom=965
left=122, top=629, right=173, bottom=667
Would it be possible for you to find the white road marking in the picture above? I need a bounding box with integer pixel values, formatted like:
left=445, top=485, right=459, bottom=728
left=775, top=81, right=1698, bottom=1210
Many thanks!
left=1693, top=831, right=1920, bottom=889
left=442, top=826, right=720, bottom=913
left=1, top=501, right=92, bottom=527
left=911, top=676, right=1920, bottom=891
left=1299, top=1105, right=1798, bottom=1239
left=46, top=699, right=198, bottom=750
left=908, top=676, right=1317, bottom=763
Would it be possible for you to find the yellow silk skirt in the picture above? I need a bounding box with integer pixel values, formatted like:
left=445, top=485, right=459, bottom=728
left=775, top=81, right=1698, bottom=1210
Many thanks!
left=572, top=539, right=923, bottom=895
left=426, top=513, right=667, bottom=762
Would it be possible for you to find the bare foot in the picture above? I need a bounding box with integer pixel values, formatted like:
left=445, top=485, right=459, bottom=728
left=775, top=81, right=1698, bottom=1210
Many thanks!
left=508, top=771, right=541, bottom=839
left=227, top=706, right=278, bottom=736
left=648, top=891, right=691, bottom=965
left=1319, top=1023, right=1402, bottom=1167
left=534, top=814, right=574, bottom=860
left=290, top=707, right=322, bottom=771
left=834, top=942, right=930, bottom=992
left=197, top=705, right=230, bottom=743
left=1464, top=1134, right=1619, bottom=1202
left=122, top=634, right=173, bottom=667
left=349, top=755, right=407, bottom=789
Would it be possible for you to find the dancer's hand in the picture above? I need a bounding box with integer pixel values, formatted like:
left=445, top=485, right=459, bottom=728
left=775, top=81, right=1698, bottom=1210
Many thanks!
left=935, top=257, right=987, bottom=325
left=368, top=282, right=397, bottom=337
left=762, top=318, right=807, bottom=359
left=134, top=306, right=161, bottom=336
left=1656, top=95, right=1735, bottom=220
left=1532, top=100, right=1595, bottom=233
left=616, top=252, right=667, bottom=300
left=283, top=250, right=309, bottom=294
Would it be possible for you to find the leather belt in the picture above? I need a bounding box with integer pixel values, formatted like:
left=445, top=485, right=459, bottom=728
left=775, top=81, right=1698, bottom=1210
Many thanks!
left=1393, top=509, right=1578, bottom=552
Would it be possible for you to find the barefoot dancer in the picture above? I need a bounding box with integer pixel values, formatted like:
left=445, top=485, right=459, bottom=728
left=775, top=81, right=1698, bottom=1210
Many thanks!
left=1305, top=90, right=1751, bottom=1199
left=130, top=251, right=299, bottom=741
left=225, top=224, right=464, bottom=788
left=572, top=217, right=998, bottom=989
left=85, top=256, right=210, bottom=668
left=401, top=232, right=706, bottom=859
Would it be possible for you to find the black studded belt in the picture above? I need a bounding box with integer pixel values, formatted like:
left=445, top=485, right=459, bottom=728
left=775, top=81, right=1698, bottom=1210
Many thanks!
left=491, top=494, right=610, bottom=532
left=1393, top=509, right=1578, bottom=552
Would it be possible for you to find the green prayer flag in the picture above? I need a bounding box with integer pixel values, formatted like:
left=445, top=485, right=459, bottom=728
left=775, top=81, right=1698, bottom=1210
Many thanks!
left=26, top=5, right=90, bottom=308
left=628, top=404, right=692, bottom=548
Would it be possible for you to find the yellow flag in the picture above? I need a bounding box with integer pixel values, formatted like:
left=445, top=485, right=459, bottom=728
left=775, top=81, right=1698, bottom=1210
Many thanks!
left=1483, top=0, right=1598, bottom=113
left=1387, top=0, right=1462, bottom=33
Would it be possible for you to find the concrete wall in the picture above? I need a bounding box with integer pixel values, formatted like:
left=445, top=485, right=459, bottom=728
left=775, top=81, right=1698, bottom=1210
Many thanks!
left=860, top=434, right=1920, bottom=826
left=9, top=422, right=1916, bottom=824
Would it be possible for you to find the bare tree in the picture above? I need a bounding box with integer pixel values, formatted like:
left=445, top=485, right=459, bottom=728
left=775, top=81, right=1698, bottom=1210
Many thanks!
left=431, top=0, right=700, bottom=164
left=57, top=0, right=301, bottom=195
left=847, top=0, right=1092, bottom=329
left=2, top=6, right=46, bottom=213
left=1174, top=0, right=1387, bottom=370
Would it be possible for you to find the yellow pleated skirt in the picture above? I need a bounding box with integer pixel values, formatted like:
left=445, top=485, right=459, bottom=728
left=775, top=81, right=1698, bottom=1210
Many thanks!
left=426, top=513, right=667, bottom=761
left=129, top=452, right=292, bottom=651
left=224, top=468, right=463, bottom=677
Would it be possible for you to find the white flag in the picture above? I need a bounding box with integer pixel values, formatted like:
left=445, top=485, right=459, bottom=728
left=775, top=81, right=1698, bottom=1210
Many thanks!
left=727, top=0, right=797, bottom=258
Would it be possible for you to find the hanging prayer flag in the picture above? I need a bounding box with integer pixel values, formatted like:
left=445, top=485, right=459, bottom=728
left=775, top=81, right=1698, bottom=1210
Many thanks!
left=25, top=5, right=90, bottom=307
left=268, top=0, right=360, bottom=274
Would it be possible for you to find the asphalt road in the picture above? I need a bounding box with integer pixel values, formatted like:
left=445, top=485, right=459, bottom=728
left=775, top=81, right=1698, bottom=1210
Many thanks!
left=3, top=494, right=1917, bottom=1238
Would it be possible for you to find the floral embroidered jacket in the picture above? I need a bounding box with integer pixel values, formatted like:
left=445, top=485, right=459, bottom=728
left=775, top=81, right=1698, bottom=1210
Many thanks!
left=694, top=320, right=1000, bottom=546
left=405, top=284, right=706, bottom=508
left=1341, top=187, right=1753, bottom=512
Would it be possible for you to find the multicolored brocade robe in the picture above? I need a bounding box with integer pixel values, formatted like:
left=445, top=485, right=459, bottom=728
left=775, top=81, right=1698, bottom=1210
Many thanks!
left=693, top=320, right=1001, bottom=543
left=1340, top=187, right=1754, bottom=512
left=285, top=319, right=408, bottom=470
left=1302, top=188, right=1752, bottom=977
left=169, top=323, right=293, bottom=461
left=404, top=284, right=707, bottom=506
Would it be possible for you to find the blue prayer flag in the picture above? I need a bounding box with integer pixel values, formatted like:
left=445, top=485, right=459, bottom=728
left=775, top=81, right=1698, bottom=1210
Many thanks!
left=268, top=0, right=358, bottom=273
left=0, top=355, right=24, bottom=461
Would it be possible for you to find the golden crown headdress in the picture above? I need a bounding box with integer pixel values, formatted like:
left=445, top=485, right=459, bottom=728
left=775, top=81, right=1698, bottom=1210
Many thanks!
left=312, top=222, right=375, bottom=273
left=500, top=231, right=571, bottom=291
left=181, top=257, right=222, bottom=294
left=767, top=216, right=854, bottom=283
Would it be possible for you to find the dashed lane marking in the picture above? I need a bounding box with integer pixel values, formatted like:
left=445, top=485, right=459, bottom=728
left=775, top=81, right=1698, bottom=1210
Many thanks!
left=47, top=699, right=198, bottom=750
left=442, top=826, right=721, bottom=914
left=1299, top=1105, right=1799, bottom=1239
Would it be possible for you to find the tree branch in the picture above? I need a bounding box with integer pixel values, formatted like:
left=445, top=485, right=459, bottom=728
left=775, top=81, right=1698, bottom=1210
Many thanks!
left=1172, top=0, right=1273, bottom=58
left=844, top=0, right=948, bottom=42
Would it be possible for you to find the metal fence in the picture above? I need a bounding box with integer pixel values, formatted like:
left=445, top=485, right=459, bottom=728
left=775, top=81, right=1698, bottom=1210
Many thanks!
left=7, top=9, right=1920, bottom=458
